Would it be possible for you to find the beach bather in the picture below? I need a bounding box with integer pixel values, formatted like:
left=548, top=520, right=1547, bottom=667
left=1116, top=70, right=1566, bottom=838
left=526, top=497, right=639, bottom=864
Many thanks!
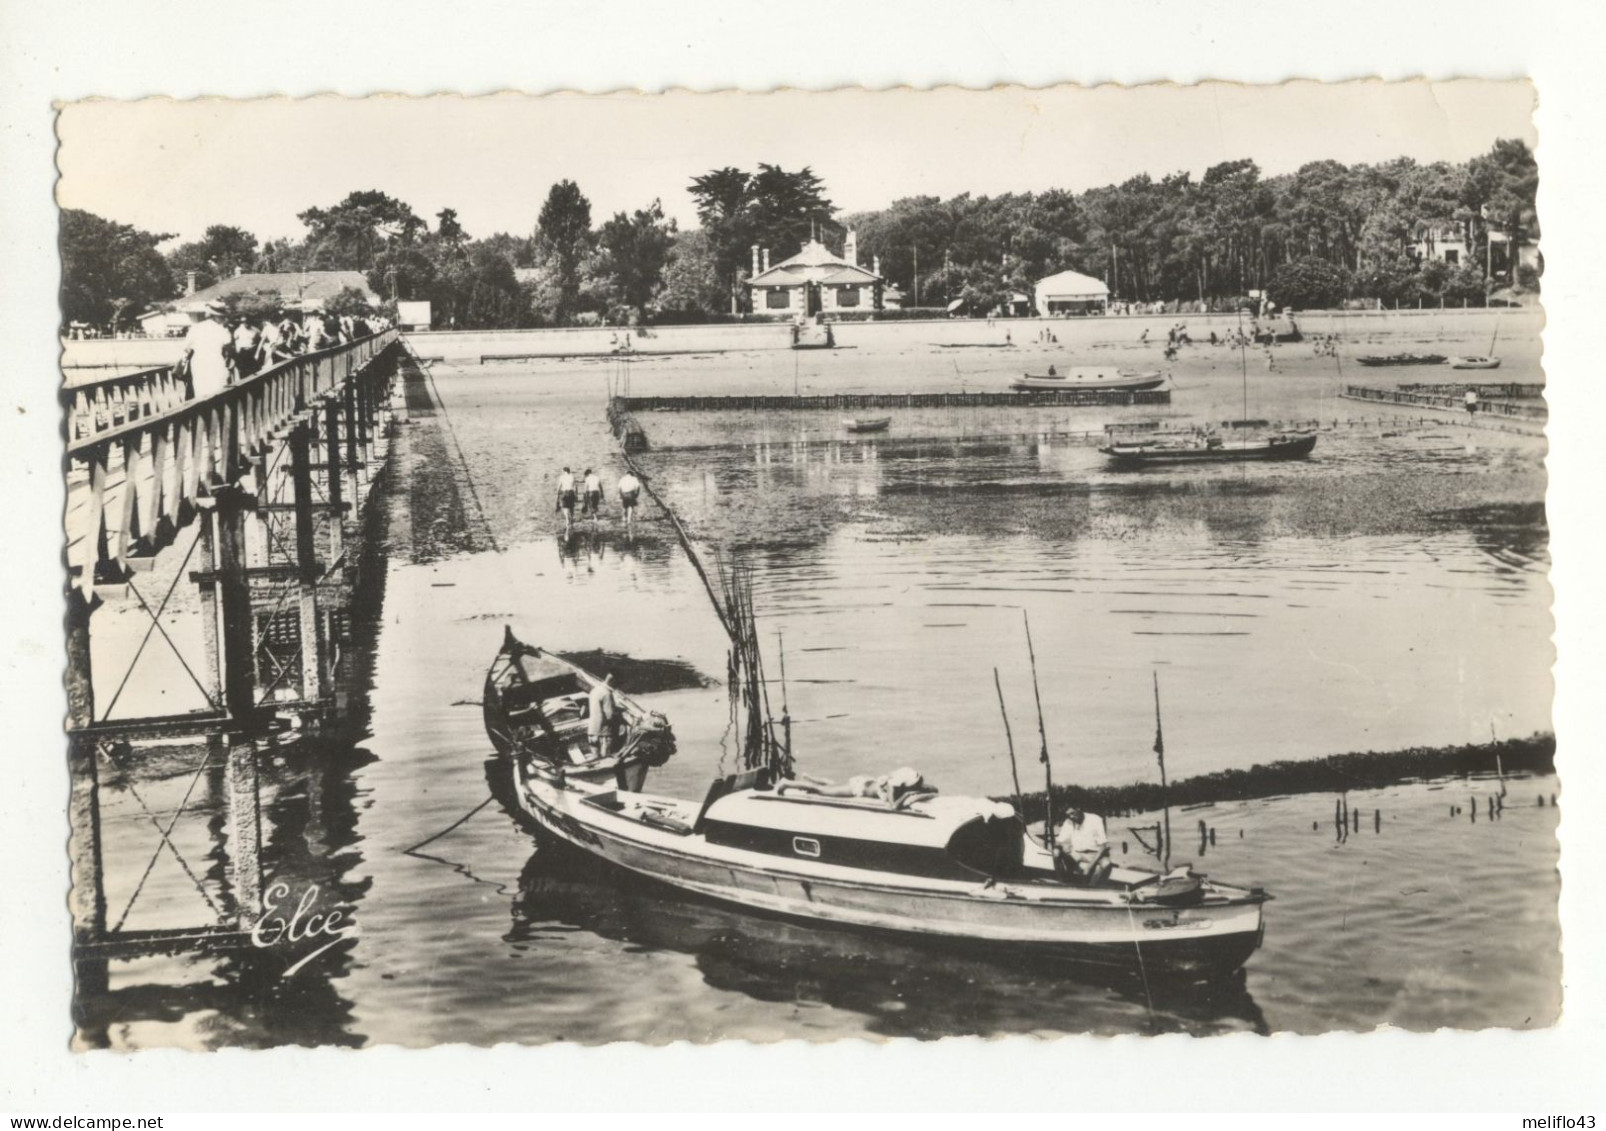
left=777, top=766, right=931, bottom=808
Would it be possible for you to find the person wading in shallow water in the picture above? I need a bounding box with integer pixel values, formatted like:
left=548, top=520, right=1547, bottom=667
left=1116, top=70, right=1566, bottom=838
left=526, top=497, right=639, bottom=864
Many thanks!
left=582, top=468, right=604, bottom=525
left=556, top=466, right=577, bottom=535
left=617, top=470, right=641, bottom=532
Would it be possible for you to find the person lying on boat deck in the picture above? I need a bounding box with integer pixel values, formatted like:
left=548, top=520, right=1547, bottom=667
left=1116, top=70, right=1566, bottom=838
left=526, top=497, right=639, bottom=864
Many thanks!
left=1054, top=806, right=1113, bottom=884
left=776, top=767, right=931, bottom=808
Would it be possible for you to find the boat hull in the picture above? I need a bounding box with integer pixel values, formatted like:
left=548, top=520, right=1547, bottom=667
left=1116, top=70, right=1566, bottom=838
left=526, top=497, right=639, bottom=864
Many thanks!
left=1449, top=357, right=1502, bottom=370
left=1011, top=372, right=1166, bottom=393
left=515, top=774, right=1265, bottom=977
left=1101, top=432, right=1317, bottom=465
left=1355, top=354, right=1448, bottom=367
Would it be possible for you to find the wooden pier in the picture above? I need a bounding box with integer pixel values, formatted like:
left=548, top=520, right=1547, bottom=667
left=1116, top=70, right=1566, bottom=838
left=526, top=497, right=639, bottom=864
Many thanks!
left=1341, top=382, right=1547, bottom=422
left=616, top=388, right=1172, bottom=412
left=63, top=331, right=406, bottom=1001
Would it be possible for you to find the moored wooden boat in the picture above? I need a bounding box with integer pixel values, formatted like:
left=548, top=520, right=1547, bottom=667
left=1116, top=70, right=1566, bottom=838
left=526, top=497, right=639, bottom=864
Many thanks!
left=1449, top=355, right=1502, bottom=370
left=1010, top=367, right=1167, bottom=392
left=843, top=416, right=891, bottom=433
left=1101, top=430, right=1317, bottom=466
left=1354, top=353, right=1448, bottom=367
left=505, top=762, right=1267, bottom=976
left=483, top=626, right=676, bottom=790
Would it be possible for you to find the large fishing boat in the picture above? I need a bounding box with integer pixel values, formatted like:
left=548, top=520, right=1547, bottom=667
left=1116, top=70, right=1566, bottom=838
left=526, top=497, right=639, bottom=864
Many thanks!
left=483, top=627, right=676, bottom=790
left=488, top=578, right=1268, bottom=977
left=1010, top=367, right=1167, bottom=392
left=1100, top=428, right=1317, bottom=466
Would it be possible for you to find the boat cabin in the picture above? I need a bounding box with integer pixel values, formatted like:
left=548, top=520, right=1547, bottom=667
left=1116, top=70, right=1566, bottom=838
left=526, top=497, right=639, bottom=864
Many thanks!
left=697, top=783, right=1025, bottom=881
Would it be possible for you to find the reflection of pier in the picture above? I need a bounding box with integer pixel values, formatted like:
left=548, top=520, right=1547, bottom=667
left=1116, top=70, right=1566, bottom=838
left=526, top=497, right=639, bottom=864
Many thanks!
left=62, top=332, right=404, bottom=1018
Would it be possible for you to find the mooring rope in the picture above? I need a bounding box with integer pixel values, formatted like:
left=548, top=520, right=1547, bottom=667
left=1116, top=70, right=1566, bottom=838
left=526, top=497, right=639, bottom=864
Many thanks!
left=616, top=427, right=733, bottom=639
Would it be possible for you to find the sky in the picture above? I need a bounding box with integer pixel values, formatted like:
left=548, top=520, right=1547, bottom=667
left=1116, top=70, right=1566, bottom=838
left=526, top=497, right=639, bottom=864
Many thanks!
left=56, top=81, right=1537, bottom=248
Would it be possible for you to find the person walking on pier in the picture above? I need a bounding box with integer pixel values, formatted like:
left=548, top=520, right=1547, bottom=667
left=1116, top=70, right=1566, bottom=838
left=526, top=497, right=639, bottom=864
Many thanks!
left=582, top=468, right=605, bottom=524
left=617, top=470, right=642, bottom=531
left=232, top=317, right=262, bottom=379
left=180, top=303, right=235, bottom=400
left=556, top=466, right=577, bottom=535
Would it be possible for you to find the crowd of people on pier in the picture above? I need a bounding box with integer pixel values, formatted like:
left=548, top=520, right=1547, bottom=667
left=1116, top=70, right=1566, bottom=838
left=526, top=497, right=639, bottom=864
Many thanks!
left=177, top=300, right=392, bottom=400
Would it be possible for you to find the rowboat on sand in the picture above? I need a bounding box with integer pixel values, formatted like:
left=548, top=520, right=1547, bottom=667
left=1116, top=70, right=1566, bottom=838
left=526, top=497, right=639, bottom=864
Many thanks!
left=483, top=627, right=676, bottom=791
left=843, top=416, right=891, bottom=434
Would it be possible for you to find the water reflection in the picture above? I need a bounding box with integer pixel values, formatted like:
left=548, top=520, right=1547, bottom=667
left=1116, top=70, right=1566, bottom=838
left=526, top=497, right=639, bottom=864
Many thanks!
left=508, top=839, right=1270, bottom=1040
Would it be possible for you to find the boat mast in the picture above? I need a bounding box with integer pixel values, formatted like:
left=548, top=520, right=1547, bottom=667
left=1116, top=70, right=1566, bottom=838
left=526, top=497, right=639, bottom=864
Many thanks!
left=993, top=667, right=1027, bottom=822
left=778, top=629, right=792, bottom=766
left=1023, top=611, right=1056, bottom=843
left=1153, top=670, right=1172, bottom=872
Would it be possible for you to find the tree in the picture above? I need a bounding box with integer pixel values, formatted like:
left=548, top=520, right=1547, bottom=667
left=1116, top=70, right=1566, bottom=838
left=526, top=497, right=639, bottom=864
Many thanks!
left=657, top=229, right=727, bottom=317
left=689, top=164, right=836, bottom=310
left=323, top=286, right=376, bottom=319
left=1269, top=256, right=1352, bottom=310
left=592, top=200, right=677, bottom=322
left=59, top=209, right=177, bottom=330
left=298, top=190, right=427, bottom=271
left=534, top=180, right=594, bottom=325
left=165, top=223, right=261, bottom=294
left=367, top=246, right=437, bottom=303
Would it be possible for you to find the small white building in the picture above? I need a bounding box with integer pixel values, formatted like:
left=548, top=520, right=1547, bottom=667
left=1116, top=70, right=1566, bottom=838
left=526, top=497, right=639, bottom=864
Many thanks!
left=747, top=234, right=884, bottom=316
left=1033, top=270, right=1110, bottom=316
left=1411, top=224, right=1473, bottom=267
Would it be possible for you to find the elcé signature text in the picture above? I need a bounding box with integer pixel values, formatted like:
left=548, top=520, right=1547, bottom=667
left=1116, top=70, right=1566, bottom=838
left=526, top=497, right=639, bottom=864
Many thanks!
left=250, top=881, right=356, bottom=977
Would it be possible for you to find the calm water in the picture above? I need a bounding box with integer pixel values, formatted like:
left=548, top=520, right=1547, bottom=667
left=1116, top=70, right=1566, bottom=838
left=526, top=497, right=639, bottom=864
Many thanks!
left=78, top=320, right=1559, bottom=1048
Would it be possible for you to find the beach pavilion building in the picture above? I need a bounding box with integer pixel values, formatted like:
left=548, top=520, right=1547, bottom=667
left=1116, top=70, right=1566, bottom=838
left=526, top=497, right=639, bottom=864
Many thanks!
left=1033, top=269, right=1110, bottom=316
left=747, top=232, right=884, bottom=317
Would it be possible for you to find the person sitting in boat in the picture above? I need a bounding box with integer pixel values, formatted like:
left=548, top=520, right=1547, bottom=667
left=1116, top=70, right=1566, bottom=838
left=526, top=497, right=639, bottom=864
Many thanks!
left=1046, top=365, right=1057, bottom=376
left=776, top=766, right=931, bottom=808
left=1054, top=806, right=1113, bottom=885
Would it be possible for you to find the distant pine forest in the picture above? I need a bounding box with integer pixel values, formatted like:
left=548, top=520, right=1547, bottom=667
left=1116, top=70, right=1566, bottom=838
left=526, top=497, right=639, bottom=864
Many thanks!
left=61, top=139, right=1538, bottom=333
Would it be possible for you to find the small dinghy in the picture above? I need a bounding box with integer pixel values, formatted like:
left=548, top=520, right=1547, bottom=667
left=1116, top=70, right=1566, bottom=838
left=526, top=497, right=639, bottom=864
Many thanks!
left=1354, top=353, right=1448, bottom=367
left=483, top=627, right=676, bottom=790
left=1011, top=367, right=1167, bottom=392
left=1449, top=355, right=1502, bottom=370
left=843, top=416, right=891, bottom=434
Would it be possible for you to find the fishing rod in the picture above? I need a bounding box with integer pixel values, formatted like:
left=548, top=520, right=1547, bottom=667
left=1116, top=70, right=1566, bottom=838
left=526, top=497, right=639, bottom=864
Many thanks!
left=1023, top=610, right=1056, bottom=844
left=1153, top=670, right=1172, bottom=872
left=993, top=667, right=1028, bottom=832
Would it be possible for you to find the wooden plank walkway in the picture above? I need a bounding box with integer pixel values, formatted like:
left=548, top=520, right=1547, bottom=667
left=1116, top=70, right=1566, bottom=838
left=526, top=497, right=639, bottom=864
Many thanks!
left=618, top=389, right=1172, bottom=411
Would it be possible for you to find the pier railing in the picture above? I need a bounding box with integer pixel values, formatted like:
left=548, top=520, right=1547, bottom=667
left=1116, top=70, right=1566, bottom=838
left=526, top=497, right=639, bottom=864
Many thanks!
left=65, top=331, right=399, bottom=452
left=1342, top=383, right=1547, bottom=421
